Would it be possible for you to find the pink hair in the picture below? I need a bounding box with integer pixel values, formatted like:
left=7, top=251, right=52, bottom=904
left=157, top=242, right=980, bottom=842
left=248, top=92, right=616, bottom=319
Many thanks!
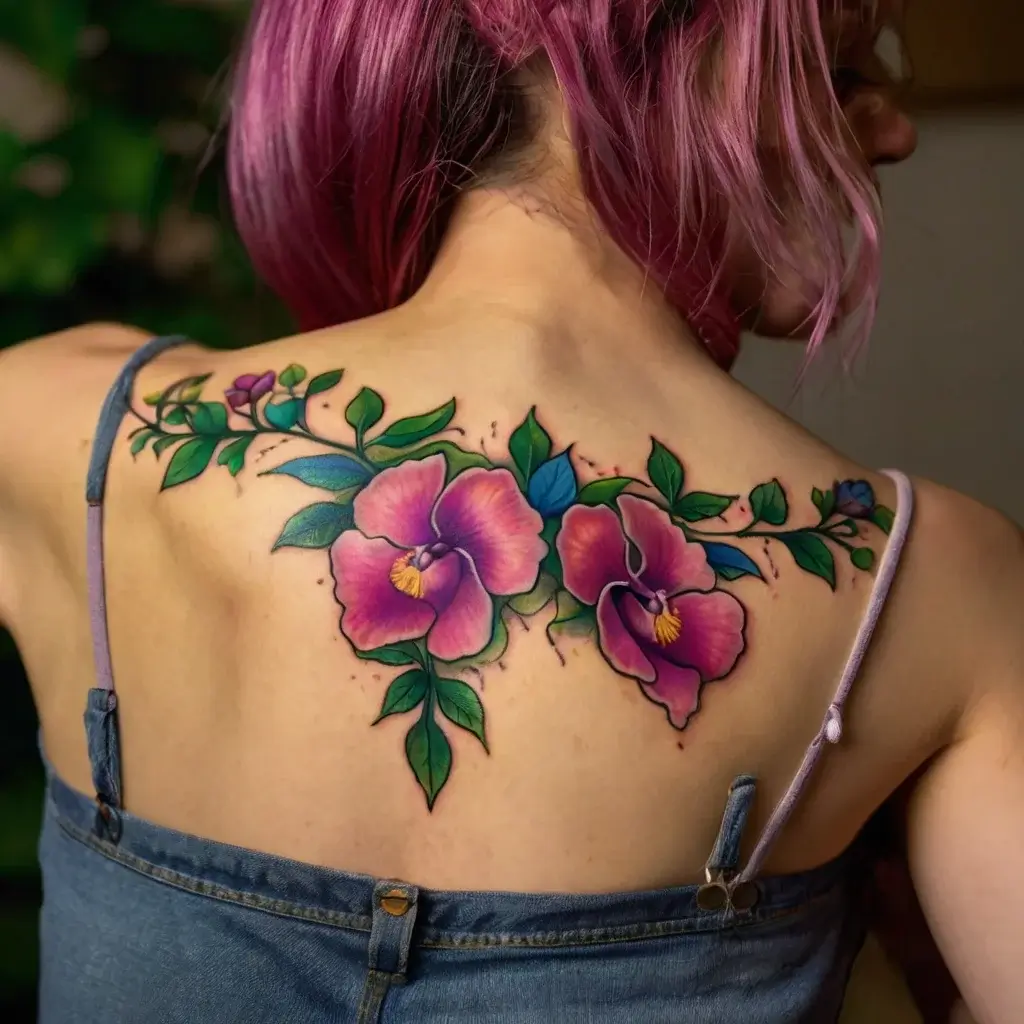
left=228, top=1, right=882, bottom=369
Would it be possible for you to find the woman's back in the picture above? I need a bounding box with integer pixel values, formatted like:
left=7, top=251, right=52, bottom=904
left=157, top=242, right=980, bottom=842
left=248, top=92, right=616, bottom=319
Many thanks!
left=3, top=0, right=1023, bottom=1018
left=2, top=301, right=987, bottom=893
left=5, top=266, right=1023, bottom=1023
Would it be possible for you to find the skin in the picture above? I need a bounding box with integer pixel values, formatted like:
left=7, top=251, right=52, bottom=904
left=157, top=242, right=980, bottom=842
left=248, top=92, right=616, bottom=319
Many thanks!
left=0, top=8, right=1018, bottom=1024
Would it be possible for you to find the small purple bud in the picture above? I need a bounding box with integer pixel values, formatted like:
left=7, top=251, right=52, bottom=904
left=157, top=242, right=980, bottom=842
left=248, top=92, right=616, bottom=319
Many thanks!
left=225, top=387, right=250, bottom=410
left=834, top=479, right=876, bottom=519
left=224, top=371, right=276, bottom=410
left=250, top=371, right=276, bottom=401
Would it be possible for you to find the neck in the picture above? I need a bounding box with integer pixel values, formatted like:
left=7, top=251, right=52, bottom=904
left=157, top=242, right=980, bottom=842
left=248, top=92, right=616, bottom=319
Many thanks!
left=403, top=188, right=720, bottom=375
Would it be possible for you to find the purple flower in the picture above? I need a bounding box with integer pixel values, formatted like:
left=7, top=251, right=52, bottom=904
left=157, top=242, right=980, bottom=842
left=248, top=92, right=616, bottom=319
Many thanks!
left=557, top=496, right=746, bottom=729
left=330, top=455, right=546, bottom=662
left=225, top=371, right=276, bottom=410
left=834, top=479, right=875, bottom=519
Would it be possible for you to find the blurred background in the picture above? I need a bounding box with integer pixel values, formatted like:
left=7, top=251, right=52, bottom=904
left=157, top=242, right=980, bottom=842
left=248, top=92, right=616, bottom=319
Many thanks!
left=0, top=0, right=1021, bottom=1018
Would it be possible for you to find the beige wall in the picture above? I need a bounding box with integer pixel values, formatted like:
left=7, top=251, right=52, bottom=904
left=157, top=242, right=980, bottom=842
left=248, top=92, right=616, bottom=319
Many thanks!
left=734, top=111, right=1024, bottom=524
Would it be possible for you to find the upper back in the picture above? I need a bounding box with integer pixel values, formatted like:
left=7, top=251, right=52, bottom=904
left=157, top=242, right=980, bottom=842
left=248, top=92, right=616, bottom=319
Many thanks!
left=0, top=319, right=995, bottom=894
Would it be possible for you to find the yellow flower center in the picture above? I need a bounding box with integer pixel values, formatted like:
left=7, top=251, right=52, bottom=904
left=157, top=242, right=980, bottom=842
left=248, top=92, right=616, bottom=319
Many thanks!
left=390, top=552, right=425, bottom=599
left=653, top=607, right=682, bottom=647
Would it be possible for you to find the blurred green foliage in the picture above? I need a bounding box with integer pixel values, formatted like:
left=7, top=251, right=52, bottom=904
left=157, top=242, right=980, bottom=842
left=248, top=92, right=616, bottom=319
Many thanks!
left=1, top=0, right=290, bottom=1012
left=0, top=0, right=292, bottom=348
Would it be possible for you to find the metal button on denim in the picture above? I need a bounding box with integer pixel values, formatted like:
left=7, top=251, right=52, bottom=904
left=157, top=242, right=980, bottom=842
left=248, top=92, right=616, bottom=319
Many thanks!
left=696, top=883, right=728, bottom=912
left=380, top=888, right=411, bottom=916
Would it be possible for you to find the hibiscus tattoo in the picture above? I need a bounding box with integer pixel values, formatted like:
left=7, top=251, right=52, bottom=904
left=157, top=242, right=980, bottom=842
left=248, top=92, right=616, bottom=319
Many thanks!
left=558, top=498, right=745, bottom=728
left=128, top=366, right=894, bottom=809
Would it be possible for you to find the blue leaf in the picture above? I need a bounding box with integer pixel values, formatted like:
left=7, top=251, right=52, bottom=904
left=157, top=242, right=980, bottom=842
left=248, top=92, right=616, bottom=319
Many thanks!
left=262, top=454, right=372, bottom=491
left=527, top=450, right=578, bottom=518
left=700, top=542, right=764, bottom=582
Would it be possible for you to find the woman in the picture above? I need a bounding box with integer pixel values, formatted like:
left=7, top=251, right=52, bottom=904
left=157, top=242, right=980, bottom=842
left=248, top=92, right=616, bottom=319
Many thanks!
left=1, top=1, right=1019, bottom=1021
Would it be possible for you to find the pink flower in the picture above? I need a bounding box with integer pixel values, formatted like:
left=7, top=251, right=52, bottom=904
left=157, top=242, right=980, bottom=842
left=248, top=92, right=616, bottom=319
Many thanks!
left=557, top=495, right=746, bottom=729
left=331, top=455, right=546, bottom=662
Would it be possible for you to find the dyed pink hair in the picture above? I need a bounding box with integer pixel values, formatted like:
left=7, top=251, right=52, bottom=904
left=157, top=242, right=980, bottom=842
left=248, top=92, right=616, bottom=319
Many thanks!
left=228, top=1, right=882, bottom=369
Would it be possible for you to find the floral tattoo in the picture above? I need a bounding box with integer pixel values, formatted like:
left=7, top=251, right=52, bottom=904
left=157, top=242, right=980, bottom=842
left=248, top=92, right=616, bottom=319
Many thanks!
left=128, top=365, right=895, bottom=809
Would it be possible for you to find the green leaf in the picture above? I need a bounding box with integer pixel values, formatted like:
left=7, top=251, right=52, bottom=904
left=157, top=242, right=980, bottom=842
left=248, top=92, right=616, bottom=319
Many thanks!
left=272, top=502, right=354, bottom=550
left=539, top=518, right=562, bottom=584
left=749, top=479, right=788, bottom=526
left=371, top=399, right=456, bottom=449
left=167, top=374, right=212, bottom=402
left=577, top=477, right=636, bottom=507
left=673, top=492, right=734, bottom=522
left=851, top=547, right=876, bottom=571
left=373, top=669, right=428, bottom=723
left=355, top=641, right=423, bottom=667
left=812, top=487, right=836, bottom=523
left=164, top=406, right=187, bottom=427
left=779, top=533, right=836, bottom=590
left=188, top=402, right=228, bottom=435
left=345, top=387, right=385, bottom=443
left=508, top=408, right=552, bottom=484
left=217, top=436, right=254, bottom=477
left=305, top=369, right=344, bottom=398
left=405, top=704, right=452, bottom=810
left=647, top=439, right=684, bottom=505
left=547, top=589, right=598, bottom=639
left=161, top=437, right=217, bottom=490
left=435, top=678, right=488, bottom=751
left=130, top=430, right=155, bottom=456
left=369, top=439, right=491, bottom=479
left=279, top=363, right=307, bottom=389
left=871, top=506, right=895, bottom=535
left=507, top=572, right=558, bottom=616
left=262, top=454, right=372, bottom=491
left=152, top=435, right=180, bottom=458
left=265, top=398, right=303, bottom=431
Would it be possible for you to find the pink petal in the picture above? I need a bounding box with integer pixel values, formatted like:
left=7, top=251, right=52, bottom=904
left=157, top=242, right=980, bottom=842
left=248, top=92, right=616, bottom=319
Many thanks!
left=660, top=591, right=746, bottom=681
left=331, top=532, right=435, bottom=650
left=639, top=657, right=703, bottom=730
left=618, top=495, right=715, bottom=595
left=427, top=555, right=493, bottom=662
left=596, top=588, right=656, bottom=683
left=432, top=468, right=545, bottom=595
left=618, top=588, right=745, bottom=682
left=557, top=505, right=630, bottom=605
left=353, top=455, right=446, bottom=548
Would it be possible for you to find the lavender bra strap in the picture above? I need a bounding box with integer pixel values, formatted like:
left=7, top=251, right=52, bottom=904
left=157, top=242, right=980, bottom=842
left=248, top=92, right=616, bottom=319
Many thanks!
left=737, top=469, right=915, bottom=883
left=86, top=335, right=190, bottom=692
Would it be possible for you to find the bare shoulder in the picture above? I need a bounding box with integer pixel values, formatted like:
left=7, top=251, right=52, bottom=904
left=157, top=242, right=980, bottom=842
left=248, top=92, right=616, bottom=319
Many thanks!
left=899, top=476, right=1022, bottom=710
left=0, top=322, right=215, bottom=473
left=0, top=320, right=153, bottom=376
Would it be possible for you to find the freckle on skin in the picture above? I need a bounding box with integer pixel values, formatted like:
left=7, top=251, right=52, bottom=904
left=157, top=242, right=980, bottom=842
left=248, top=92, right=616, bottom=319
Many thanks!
left=677, top=742, right=684, bottom=750
left=317, top=578, right=324, bottom=585
left=372, top=674, right=380, bottom=681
